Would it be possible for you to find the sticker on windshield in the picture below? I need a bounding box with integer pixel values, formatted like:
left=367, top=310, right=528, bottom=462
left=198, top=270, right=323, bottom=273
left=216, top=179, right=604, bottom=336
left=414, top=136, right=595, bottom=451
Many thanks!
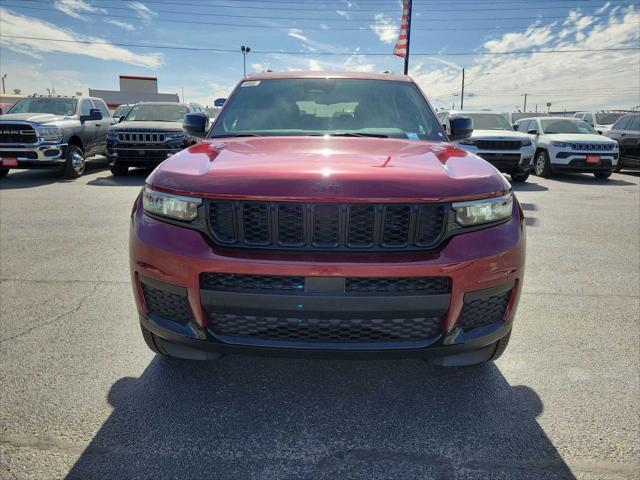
left=406, top=133, right=420, bottom=140
left=242, top=80, right=261, bottom=87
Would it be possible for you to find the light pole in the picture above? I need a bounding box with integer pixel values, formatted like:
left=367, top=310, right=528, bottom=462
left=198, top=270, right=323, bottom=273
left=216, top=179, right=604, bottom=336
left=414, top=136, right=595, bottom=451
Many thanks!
left=241, top=45, right=251, bottom=77
left=460, top=71, right=490, bottom=110
left=1, top=74, right=6, bottom=94
left=546, top=102, right=552, bottom=113
left=522, top=93, right=528, bottom=112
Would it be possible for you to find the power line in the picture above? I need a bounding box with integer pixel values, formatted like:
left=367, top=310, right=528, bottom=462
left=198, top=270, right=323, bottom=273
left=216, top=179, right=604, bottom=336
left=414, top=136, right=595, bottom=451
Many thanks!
left=8, top=0, right=638, bottom=14
left=2, top=35, right=639, bottom=56
left=3, top=3, right=639, bottom=30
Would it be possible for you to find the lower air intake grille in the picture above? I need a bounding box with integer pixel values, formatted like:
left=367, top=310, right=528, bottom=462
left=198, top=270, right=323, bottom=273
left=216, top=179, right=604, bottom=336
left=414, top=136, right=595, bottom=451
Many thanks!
left=208, top=313, right=443, bottom=342
left=142, top=284, right=191, bottom=325
left=201, top=273, right=305, bottom=292
left=458, top=290, right=511, bottom=331
left=345, top=277, right=450, bottom=294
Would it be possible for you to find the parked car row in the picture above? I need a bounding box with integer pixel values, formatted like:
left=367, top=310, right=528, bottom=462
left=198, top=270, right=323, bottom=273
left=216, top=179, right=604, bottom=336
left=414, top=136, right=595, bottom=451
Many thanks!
left=0, top=95, right=208, bottom=178
left=438, top=108, right=639, bottom=181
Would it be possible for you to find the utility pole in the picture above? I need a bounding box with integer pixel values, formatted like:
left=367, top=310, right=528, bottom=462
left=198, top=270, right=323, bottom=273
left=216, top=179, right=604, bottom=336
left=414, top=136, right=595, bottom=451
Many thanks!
left=403, top=0, right=413, bottom=75
left=460, top=68, right=465, bottom=110
left=241, top=45, right=251, bottom=77
left=1, top=74, right=6, bottom=94
left=522, top=93, right=528, bottom=112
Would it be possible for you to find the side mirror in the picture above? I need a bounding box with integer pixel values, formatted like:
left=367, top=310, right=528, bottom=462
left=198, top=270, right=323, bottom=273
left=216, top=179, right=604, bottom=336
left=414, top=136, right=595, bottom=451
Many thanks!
left=527, top=129, right=539, bottom=135
left=513, top=124, right=519, bottom=131
left=80, top=108, right=102, bottom=124
left=183, top=112, right=208, bottom=137
left=449, top=116, right=473, bottom=141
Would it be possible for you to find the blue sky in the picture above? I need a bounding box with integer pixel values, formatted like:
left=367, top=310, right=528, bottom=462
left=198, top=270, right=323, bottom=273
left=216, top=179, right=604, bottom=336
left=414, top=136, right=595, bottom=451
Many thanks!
left=0, top=0, right=639, bottom=111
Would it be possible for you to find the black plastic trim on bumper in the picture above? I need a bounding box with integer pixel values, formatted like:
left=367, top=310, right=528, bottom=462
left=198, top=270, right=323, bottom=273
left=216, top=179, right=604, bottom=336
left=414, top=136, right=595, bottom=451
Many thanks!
left=140, top=312, right=512, bottom=359
left=199, top=289, right=451, bottom=318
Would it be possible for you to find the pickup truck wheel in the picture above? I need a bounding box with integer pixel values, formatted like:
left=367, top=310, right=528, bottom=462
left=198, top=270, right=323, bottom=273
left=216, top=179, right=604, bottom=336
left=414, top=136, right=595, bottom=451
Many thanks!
left=534, top=151, right=552, bottom=177
left=110, top=164, right=129, bottom=176
left=63, top=145, right=85, bottom=178
left=0, top=168, right=9, bottom=178
left=594, top=172, right=611, bottom=180
left=510, top=173, right=529, bottom=182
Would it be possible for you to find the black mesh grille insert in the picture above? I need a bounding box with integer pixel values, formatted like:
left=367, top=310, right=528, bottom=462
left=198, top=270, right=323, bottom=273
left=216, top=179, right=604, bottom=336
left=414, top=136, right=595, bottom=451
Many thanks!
left=243, top=203, right=269, bottom=244
left=459, top=291, right=511, bottom=331
left=345, top=277, right=450, bottom=294
left=201, top=273, right=305, bottom=292
left=348, top=205, right=375, bottom=246
left=475, top=140, right=522, bottom=150
left=383, top=205, right=411, bottom=245
left=278, top=204, right=304, bottom=245
left=208, top=312, right=443, bottom=342
left=142, top=284, right=191, bottom=325
left=313, top=204, right=339, bottom=246
left=207, top=200, right=447, bottom=251
left=209, top=202, right=235, bottom=242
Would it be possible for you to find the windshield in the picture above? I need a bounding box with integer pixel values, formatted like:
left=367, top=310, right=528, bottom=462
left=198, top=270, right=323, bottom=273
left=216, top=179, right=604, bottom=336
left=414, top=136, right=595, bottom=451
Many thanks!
left=595, top=113, right=624, bottom=125
left=540, top=119, right=597, bottom=134
left=8, top=98, right=77, bottom=116
left=464, top=113, right=513, bottom=131
left=125, top=104, right=189, bottom=122
left=210, top=78, right=444, bottom=140
left=113, top=105, right=132, bottom=118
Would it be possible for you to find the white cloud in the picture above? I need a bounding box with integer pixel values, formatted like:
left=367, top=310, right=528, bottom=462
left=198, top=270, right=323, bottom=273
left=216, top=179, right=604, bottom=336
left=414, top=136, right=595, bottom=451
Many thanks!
left=371, top=13, right=399, bottom=45
left=53, top=0, right=106, bottom=20
left=0, top=8, right=162, bottom=68
left=106, top=19, right=135, bottom=31
left=128, top=1, right=158, bottom=23
left=336, top=10, right=351, bottom=20
left=288, top=28, right=308, bottom=42
left=411, top=6, right=640, bottom=112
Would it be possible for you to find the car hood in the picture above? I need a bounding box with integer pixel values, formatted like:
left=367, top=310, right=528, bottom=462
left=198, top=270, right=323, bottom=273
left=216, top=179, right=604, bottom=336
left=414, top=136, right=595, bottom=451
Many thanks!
left=0, top=112, right=76, bottom=125
left=467, top=129, right=528, bottom=140
left=111, top=121, right=183, bottom=131
left=543, top=133, right=615, bottom=143
left=148, top=136, right=510, bottom=202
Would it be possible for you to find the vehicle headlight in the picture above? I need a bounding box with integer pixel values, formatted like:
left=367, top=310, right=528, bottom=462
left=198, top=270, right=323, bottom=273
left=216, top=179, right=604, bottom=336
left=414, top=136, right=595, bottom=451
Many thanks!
left=106, top=130, right=118, bottom=139
left=452, top=193, right=513, bottom=227
left=166, top=131, right=188, bottom=140
left=457, top=138, right=476, bottom=146
left=521, top=138, right=532, bottom=146
left=551, top=141, right=569, bottom=147
left=36, top=126, right=63, bottom=143
left=142, top=186, right=202, bottom=221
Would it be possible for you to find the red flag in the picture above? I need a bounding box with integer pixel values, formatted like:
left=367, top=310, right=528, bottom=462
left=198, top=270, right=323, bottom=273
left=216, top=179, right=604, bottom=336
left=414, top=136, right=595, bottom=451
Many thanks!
left=393, top=0, right=411, bottom=58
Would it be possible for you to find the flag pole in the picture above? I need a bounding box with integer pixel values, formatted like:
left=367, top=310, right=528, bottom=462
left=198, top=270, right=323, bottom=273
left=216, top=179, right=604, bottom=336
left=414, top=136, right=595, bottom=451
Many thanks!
left=403, top=0, right=413, bottom=75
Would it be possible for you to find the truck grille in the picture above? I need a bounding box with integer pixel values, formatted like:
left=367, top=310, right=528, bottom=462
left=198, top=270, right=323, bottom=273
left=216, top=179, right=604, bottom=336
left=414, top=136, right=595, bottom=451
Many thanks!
left=474, top=140, right=522, bottom=150
left=207, top=201, right=448, bottom=251
left=117, top=131, right=166, bottom=143
left=0, top=124, right=38, bottom=144
left=570, top=143, right=614, bottom=151
left=207, top=312, right=443, bottom=343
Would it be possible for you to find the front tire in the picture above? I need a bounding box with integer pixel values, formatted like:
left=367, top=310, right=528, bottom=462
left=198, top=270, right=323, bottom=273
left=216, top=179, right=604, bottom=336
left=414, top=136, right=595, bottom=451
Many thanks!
left=534, top=151, right=552, bottom=177
left=510, top=173, right=529, bottom=183
left=63, top=145, right=85, bottom=178
left=110, top=164, right=129, bottom=176
left=594, top=172, right=611, bottom=180
left=0, top=168, right=9, bottom=178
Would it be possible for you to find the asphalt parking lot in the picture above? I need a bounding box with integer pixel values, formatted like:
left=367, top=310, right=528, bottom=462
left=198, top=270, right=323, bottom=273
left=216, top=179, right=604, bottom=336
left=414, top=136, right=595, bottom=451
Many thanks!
left=0, top=161, right=638, bottom=480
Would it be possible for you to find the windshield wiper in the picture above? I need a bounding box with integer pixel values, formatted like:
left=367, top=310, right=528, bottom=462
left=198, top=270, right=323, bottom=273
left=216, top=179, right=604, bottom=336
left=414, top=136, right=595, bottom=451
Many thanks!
left=213, top=133, right=261, bottom=138
left=329, top=132, right=388, bottom=138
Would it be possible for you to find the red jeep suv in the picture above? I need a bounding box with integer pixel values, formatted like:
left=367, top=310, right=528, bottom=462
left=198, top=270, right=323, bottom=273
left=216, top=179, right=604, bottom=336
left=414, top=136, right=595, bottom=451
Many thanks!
left=130, top=72, right=525, bottom=366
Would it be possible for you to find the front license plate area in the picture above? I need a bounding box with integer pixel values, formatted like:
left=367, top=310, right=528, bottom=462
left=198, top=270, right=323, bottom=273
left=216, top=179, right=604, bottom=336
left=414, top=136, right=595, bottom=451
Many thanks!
left=1, top=157, right=18, bottom=167
left=586, top=154, right=600, bottom=164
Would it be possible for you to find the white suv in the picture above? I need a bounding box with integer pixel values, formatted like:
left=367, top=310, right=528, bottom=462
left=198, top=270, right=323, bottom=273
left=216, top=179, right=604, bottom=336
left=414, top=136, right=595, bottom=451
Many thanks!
left=516, top=117, right=619, bottom=180
left=438, top=110, right=534, bottom=182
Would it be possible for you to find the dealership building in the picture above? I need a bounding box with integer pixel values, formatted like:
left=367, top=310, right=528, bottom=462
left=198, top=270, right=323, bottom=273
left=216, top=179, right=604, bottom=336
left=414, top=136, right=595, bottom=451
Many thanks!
left=89, top=75, right=179, bottom=109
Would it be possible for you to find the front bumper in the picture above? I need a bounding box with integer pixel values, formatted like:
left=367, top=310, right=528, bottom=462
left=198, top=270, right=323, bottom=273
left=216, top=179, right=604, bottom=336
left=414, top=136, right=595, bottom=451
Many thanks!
left=459, top=145, right=534, bottom=174
left=130, top=196, right=526, bottom=358
left=549, top=147, right=618, bottom=172
left=0, top=144, right=67, bottom=168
